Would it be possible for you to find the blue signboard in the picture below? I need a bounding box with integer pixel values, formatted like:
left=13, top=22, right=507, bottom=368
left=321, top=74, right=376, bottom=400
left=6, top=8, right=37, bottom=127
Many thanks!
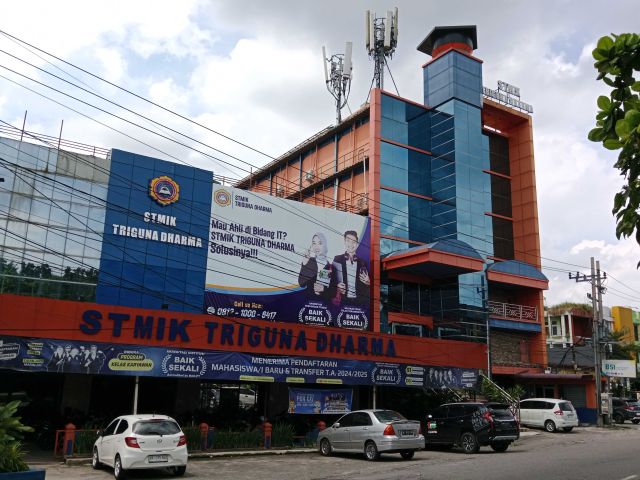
left=0, top=336, right=462, bottom=388
left=288, top=388, right=353, bottom=414
left=423, top=365, right=478, bottom=389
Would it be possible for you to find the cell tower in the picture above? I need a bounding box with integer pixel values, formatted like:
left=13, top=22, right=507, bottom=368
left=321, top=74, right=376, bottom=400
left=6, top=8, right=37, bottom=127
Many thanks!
left=365, top=8, right=398, bottom=90
left=322, top=42, right=353, bottom=124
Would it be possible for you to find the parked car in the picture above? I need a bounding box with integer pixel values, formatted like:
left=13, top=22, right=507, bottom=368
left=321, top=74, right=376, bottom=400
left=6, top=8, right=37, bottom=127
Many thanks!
left=318, top=409, right=424, bottom=461
left=425, top=402, right=519, bottom=454
left=612, top=397, right=640, bottom=424
left=92, top=414, right=188, bottom=479
left=518, top=398, right=579, bottom=432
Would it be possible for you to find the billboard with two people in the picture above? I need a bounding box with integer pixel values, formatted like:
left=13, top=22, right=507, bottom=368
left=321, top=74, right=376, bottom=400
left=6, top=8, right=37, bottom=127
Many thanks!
left=205, top=187, right=371, bottom=330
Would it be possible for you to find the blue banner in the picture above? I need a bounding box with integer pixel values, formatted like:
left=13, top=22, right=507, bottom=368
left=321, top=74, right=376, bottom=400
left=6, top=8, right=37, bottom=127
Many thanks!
left=287, top=388, right=353, bottom=414
left=423, top=366, right=478, bottom=389
left=0, top=336, right=461, bottom=388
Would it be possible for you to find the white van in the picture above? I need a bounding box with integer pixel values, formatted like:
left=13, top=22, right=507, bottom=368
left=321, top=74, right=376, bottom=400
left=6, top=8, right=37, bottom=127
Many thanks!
left=518, top=398, right=579, bottom=432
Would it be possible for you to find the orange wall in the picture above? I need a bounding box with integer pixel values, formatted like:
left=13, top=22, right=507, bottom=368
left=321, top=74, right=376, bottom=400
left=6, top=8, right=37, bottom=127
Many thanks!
left=0, top=294, right=486, bottom=369
left=248, top=118, right=370, bottom=214
left=508, top=117, right=542, bottom=269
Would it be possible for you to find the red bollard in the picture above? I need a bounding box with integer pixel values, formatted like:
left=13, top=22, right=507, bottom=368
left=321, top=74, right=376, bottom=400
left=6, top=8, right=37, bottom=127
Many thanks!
left=263, top=421, right=272, bottom=449
left=63, top=423, right=76, bottom=457
left=317, top=420, right=326, bottom=431
left=199, top=422, right=209, bottom=450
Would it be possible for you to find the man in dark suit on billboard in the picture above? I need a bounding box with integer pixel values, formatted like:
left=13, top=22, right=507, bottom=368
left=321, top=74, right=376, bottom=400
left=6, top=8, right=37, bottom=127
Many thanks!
left=330, top=230, right=370, bottom=306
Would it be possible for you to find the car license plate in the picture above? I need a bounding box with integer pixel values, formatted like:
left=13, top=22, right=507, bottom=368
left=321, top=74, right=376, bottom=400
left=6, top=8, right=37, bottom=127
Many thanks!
left=401, top=430, right=414, bottom=436
left=148, top=455, right=168, bottom=463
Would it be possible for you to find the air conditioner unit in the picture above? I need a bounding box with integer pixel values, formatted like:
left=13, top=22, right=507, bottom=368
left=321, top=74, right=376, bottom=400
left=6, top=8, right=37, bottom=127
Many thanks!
left=275, top=186, right=285, bottom=197
left=357, top=194, right=368, bottom=210
left=544, top=368, right=552, bottom=374
left=304, top=170, right=315, bottom=182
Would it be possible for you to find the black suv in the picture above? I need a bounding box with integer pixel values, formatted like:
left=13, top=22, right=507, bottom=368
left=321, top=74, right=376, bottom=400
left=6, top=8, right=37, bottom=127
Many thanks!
left=425, top=402, right=519, bottom=454
left=612, top=397, right=640, bottom=424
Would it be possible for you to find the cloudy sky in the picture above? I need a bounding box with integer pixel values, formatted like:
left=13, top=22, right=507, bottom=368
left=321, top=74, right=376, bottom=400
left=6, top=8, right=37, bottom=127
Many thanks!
left=0, top=0, right=639, bottom=309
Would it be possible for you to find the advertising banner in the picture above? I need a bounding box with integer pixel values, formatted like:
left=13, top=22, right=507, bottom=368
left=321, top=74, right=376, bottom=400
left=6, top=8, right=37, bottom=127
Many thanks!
left=0, top=336, right=431, bottom=388
left=206, top=187, right=371, bottom=330
left=423, top=366, right=479, bottom=389
left=287, top=388, right=352, bottom=414
left=602, top=359, right=637, bottom=378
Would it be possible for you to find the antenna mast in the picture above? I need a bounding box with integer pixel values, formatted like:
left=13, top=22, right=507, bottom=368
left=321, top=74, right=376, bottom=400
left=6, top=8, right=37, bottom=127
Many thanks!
left=322, top=42, right=353, bottom=124
left=365, top=8, right=398, bottom=90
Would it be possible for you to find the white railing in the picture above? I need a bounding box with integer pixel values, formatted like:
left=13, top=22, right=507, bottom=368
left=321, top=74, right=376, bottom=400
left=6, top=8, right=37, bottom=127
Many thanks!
left=488, top=301, right=538, bottom=323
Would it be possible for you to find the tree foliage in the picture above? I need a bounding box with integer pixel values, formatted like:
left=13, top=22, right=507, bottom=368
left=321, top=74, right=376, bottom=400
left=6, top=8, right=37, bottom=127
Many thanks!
left=588, top=33, right=640, bottom=257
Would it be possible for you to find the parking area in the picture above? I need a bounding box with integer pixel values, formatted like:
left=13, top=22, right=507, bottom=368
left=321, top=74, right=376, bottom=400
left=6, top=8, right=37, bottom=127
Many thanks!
left=36, top=425, right=640, bottom=480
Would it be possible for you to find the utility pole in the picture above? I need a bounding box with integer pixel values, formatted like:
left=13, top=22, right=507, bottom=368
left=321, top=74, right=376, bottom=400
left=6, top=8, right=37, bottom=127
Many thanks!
left=595, top=260, right=610, bottom=419
left=569, top=257, right=605, bottom=427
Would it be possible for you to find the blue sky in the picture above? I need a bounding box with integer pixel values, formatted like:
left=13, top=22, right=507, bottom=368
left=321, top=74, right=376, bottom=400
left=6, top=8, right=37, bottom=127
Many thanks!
left=0, top=0, right=639, bottom=309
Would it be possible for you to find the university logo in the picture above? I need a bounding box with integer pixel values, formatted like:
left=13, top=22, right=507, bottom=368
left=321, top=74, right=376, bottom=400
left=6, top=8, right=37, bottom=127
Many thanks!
left=214, top=189, right=232, bottom=207
left=149, top=176, right=180, bottom=206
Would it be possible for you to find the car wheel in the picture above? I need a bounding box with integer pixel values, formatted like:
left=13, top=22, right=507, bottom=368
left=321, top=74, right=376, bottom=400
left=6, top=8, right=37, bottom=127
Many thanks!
left=92, top=447, right=101, bottom=470
left=632, top=420, right=640, bottom=425
left=544, top=420, right=556, bottom=433
left=490, top=442, right=509, bottom=452
left=320, top=438, right=332, bottom=457
left=459, top=432, right=479, bottom=454
left=113, top=454, right=126, bottom=480
left=613, top=413, right=625, bottom=424
left=562, top=427, right=574, bottom=432
left=170, top=466, right=187, bottom=477
left=364, top=440, right=380, bottom=461
left=400, top=450, right=415, bottom=460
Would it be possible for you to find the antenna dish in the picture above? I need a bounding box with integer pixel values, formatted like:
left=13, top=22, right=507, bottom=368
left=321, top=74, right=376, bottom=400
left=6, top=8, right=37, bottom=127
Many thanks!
left=384, top=11, right=392, bottom=48
left=344, top=42, right=353, bottom=78
left=322, top=46, right=329, bottom=83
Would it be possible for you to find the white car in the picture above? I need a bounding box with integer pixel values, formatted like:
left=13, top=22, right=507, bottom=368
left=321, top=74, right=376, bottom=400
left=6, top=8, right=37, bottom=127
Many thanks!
left=92, top=414, right=188, bottom=479
left=518, top=398, right=579, bottom=433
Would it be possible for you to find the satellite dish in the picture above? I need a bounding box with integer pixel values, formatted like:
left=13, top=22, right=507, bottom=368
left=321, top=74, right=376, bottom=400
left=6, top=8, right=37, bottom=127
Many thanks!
left=344, top=42, right=353, bottom=79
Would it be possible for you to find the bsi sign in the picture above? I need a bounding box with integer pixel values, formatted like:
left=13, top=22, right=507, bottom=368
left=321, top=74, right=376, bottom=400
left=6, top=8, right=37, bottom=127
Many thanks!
left=602, top=359, right=637, bottom=378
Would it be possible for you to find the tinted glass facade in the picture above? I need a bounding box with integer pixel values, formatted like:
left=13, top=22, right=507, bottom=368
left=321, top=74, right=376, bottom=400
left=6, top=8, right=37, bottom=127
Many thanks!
left=0, top=137, right=106, bottom=301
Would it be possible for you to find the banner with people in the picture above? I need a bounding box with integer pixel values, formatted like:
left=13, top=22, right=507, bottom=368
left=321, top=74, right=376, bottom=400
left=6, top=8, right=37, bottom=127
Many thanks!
left=206, top=187, right=371, bottom=330
left=0, top=336, right=454, bottom=389
left=423, top=366, right=479, bottom=389
left=287, top=388, right=353, bottom=414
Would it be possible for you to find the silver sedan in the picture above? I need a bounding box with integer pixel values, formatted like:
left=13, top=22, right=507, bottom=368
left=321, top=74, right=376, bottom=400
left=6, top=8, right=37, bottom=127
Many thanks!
left=318, top=409, right=424, bottom=461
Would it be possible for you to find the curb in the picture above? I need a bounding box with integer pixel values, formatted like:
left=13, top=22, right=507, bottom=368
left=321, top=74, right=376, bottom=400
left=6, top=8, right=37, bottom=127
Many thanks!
left=64, top=448, right=317, bottom=465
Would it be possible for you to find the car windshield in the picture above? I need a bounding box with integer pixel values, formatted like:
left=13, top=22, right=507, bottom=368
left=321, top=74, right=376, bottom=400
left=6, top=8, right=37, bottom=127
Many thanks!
left=133, top=420, right=180, bottom=436
left=487, top=404, right=512, bottom=415
left=373, top=410, right=406, bottom=422
left=559, top=402, right=574, bottom=412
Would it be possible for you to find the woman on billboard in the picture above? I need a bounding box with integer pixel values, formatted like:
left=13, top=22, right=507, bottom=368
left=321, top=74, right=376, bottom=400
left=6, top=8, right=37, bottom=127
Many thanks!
left=298, top=232, right=332, bottom=297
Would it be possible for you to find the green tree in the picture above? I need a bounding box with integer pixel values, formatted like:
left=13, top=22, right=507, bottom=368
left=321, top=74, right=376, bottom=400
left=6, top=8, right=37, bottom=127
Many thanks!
left=588, top=33, right=640, bottom=259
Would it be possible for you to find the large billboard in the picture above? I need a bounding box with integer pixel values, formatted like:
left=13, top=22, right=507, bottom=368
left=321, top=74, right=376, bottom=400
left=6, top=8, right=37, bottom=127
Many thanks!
left=206, top=187, right=371, bottom=330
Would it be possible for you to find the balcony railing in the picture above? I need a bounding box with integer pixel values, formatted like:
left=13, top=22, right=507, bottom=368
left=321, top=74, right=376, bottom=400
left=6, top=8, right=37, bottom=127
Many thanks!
left=488, top=301, right=538, bottom=323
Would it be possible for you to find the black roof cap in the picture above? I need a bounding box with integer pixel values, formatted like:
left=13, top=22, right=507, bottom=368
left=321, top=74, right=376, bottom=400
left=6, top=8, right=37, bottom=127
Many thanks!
left=417, top=25, right=478, bottom=56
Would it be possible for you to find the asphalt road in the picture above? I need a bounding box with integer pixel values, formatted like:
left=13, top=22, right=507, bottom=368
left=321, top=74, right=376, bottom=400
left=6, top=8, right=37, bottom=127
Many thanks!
left=38, top=425, right=640, bottom=480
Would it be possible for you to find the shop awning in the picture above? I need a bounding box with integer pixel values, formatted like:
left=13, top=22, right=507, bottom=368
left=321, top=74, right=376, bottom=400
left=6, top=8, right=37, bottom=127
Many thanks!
left=487, top=260, right=548, bottom=290
left=382, top=239, right=484, bottom=279
left=514, top=373, right=593, bottom=381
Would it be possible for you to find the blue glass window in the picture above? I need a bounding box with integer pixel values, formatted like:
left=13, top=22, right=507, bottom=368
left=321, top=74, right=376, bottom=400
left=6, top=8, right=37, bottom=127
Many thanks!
left=380, top=142, right=431, bottom=196
left=380, top=189, right=431, bottom=243
left=381, top=95, right=430, bottom=151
